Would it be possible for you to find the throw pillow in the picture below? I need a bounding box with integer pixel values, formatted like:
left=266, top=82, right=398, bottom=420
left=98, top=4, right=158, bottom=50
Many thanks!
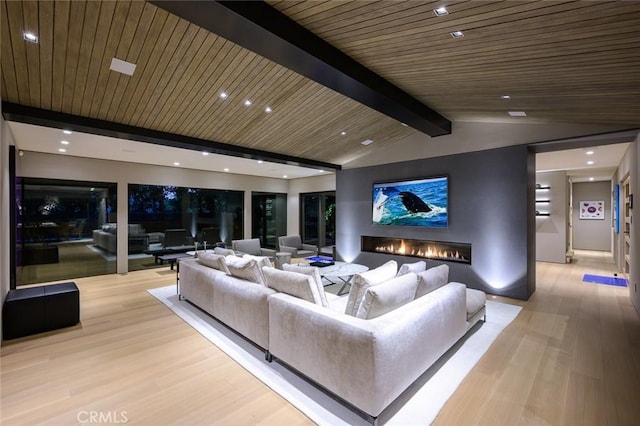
left=197, top=252, right=229, bottom=274
left=345, top=260, right=398, bottom=317
left=225, top=256, right=266, bottom=286
left=397, top=260, right=427, bottom=277
left=283, top=263, right=328, bottom=308
left=242, top=254, right=272, bottom=269
left=213, top=247, right=235, bottom=256
left=356, top=272, right=419, bottom=319
left=416, top=264, right=449, bottom=298
left=262, top=267, right=323, bottom=305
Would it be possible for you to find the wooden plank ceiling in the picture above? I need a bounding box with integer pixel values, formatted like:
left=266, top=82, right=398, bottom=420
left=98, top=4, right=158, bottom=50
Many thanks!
left=2, top=1, right=640, bottom=166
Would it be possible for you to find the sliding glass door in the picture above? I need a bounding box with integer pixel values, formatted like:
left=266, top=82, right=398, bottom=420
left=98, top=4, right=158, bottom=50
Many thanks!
left=252, top=192, right=286, bottom=249
left=300, top=191, right=335, bottom=249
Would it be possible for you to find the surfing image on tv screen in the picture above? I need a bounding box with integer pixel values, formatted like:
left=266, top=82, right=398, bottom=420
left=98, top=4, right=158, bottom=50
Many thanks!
left=372, top=176, right=448, bottom=227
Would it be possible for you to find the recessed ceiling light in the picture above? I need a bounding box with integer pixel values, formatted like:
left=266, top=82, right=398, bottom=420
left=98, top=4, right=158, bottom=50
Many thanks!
left=110, top=57, right=136, bottom=76
left=401, top=123, right=408, bottom=127
left=257, top=160, right=264, bottom=164
left=589, top=177, right=595, bottom=181
left=224, top=168, right=230, bottom=172
left=58, top=148, right=66, bottom=153
left=586, top=150, right=594, bottom=155
left=202, top=151, right=209, bottom=156
left=450, top=30, right=464, bottom=38
left=318, top=170, right=324, bottom=173
left=283, top=175, right=288, bottom=178
left=433, top=7, right=449, bottom=16
left=508, top=111, right=527, bottom=117
left=341, top=131, right=346, bottom=136
left=265, top=106, right=272, bottom=113
left=361, top=139, right=374, bottom=146
left=219, top=92, right=228, bottom=99
left=587, top=160, right=594, bottom=165
left=63, top=130, right=72, bottom=135
left=244, top=100, right=252, bottom=106
left=60, top=140, right=69, bottom=145
left=173, top=162, right=180, bottom=166
left=23, top=32, right=38, bottom=43
left=501, top=95, right=511, bottom=99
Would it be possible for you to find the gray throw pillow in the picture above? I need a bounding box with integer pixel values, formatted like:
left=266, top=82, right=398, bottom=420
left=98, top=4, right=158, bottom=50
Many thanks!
left=197, top=252, right=229, bottom=274
left=416, top=264, right=449, bottom=298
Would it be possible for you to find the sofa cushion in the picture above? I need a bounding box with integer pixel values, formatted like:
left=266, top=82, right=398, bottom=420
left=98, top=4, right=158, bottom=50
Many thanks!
left=262, top=267, right=323, bottom=305
left=416, top=264, right=449, bottom=298
left=345, top=260, right=398, bottom=316
left=225, top=257, right=266, bottom=286
left=242, top=254, right=272, bottom=269
left=356, top=273, right=419, bottom=319
left=197, top=252, right=229, bottom=274
left=282, top=263, right=328, bottom=308
left=466, top=288, right=486, bottom=320
left=397, top=260, right=427, bottom=277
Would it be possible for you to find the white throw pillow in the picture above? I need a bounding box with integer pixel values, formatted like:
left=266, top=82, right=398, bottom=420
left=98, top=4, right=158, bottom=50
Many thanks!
left=213, top=247, right=235, bottom=256
left=345, top=260, right=397, bottom=317
left=397, top=260, right=426, bottom=277
left=283, top=263, right=328, bottom=308
left=262, top=267, right=324, bottom=305
left=242, top=254, right=272, bottom=269
left=225, top=257, right=266, bottom=286
left=197, top=252, right=229, bottom=274
left=356, top=273, right=419, bottom=319
left=416, top=264, right=449, bottom=298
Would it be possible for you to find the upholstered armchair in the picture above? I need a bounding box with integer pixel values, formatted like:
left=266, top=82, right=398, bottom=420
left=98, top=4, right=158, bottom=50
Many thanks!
left=231, top=238, right=277, bottom=259
left=277, top=235, right=317, bottom=258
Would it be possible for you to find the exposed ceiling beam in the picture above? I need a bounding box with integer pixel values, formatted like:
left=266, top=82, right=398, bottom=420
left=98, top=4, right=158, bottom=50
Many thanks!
left=1, top=102, right=341, bottom=171
left=150, top=0, right=452, bottom=137
left=529, top=128, right=640, bottom=153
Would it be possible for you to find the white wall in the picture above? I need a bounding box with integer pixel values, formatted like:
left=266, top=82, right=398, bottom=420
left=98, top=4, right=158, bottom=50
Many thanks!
left=0, top=111, right=11, bottom=340
left=572, top=181, right=612, bottom=251
left=536, top=171, right=567, bottom=263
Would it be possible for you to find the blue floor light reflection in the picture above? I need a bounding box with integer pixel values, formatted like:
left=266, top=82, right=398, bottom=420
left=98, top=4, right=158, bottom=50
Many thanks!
left=583, top=274, right=628, bottom=287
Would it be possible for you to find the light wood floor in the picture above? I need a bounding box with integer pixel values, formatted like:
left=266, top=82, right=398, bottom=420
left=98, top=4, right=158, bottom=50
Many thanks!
left=2, top=250, right=639, bottom=425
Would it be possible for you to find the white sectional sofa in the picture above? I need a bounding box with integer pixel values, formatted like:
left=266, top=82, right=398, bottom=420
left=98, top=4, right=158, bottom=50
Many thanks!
left=178, top=254, right=486, bottom=423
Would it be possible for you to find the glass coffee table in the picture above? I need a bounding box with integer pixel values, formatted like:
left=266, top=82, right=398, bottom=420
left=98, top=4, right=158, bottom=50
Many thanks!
left=315, top=261, right=369, bottom=295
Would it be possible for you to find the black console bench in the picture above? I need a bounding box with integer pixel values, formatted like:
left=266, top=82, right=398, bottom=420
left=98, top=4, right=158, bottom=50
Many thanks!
left=3, top=282, right=80, bottom=340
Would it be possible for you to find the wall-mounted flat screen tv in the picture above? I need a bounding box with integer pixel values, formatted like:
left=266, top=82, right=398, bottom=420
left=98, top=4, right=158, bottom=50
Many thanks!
left=372, top=176, right=448, bottom=227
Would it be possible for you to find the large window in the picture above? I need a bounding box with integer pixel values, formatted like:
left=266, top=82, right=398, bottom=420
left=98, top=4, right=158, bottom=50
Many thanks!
left=252, top=192, right=287, bottom=249
left=16, top=178, right=117, bottom=285
left=128, top=184, right=244, bottom=271
left=300, top=191, right=335, bottom=249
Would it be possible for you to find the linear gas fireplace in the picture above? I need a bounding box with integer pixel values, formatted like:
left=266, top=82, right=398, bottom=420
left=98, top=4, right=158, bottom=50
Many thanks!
left=361, top=235, right=471, bottom=264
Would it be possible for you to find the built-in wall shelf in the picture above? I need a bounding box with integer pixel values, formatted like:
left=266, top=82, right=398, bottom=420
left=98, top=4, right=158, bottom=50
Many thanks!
left=536, top=212, right=551, bottom=217
left=536, top=186, right=550, bottom=190
left=536, top=183, right=551, bottom=216
left=536, top=200, right=550, bottom=203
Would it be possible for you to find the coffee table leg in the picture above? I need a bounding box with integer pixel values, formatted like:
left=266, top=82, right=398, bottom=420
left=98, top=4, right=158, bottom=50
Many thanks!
left=337, top=275, right=353, bottom=296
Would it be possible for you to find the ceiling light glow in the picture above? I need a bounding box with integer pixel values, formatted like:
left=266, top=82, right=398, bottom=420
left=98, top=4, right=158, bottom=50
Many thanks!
left=433, top=7, right=449, bottom=16
left=244, top=100, right=252, bottom=106
left=257, top=160, right=264, bottom=164
left=60, top=140, right=69, bottom=145
left=173, top=162, right=180, bottom=166
left=361, top=139, right=374, bottom=146
left=224, top=168, right=230, bottom=172
left=265, top=106, right=272, bottom=113
left=501, top=95, right=511, bottom=99
left=589, top=177, right=595, bottom=181
left=341, top=131, right=346, bottom=136
left=58, top=148, right=66, bottom=153
left=450, top=30, right=464, bottom=38
left=586, top=150, right=594, bottom=155
left=587, top=160, right=594, bottom=165
left=63, top=130, right=72, bottom=135
left=401, top=123, right=408, bottom=126
left=508, top=111, right=527, bottom=117
left=283, top=175, right=288, bottom=178
left=220, top=92, right=228, bottom=99
left=23, top=32, right=38, bottom=43
left=202, top=152, right=209, bottom=156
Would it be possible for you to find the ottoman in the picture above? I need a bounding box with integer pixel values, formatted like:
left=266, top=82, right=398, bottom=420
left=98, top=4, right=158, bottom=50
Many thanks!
left=3, top=282, right=80, bottom=339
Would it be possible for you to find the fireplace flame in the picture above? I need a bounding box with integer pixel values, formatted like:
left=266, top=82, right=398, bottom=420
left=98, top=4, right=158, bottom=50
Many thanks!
left=374, top=239, right=468, bottom=262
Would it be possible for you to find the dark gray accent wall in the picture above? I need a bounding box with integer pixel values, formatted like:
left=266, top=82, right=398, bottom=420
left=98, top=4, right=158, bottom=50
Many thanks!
left=336, top=145, right=535, bottom=300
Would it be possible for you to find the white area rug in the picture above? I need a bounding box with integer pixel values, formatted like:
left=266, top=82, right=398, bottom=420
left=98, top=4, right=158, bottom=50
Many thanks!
left=148, top=285, right=521, bottom=425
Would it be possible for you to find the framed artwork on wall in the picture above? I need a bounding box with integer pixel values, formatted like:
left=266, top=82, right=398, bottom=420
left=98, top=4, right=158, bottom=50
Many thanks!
left=580, top=200, right=605, bottom=220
